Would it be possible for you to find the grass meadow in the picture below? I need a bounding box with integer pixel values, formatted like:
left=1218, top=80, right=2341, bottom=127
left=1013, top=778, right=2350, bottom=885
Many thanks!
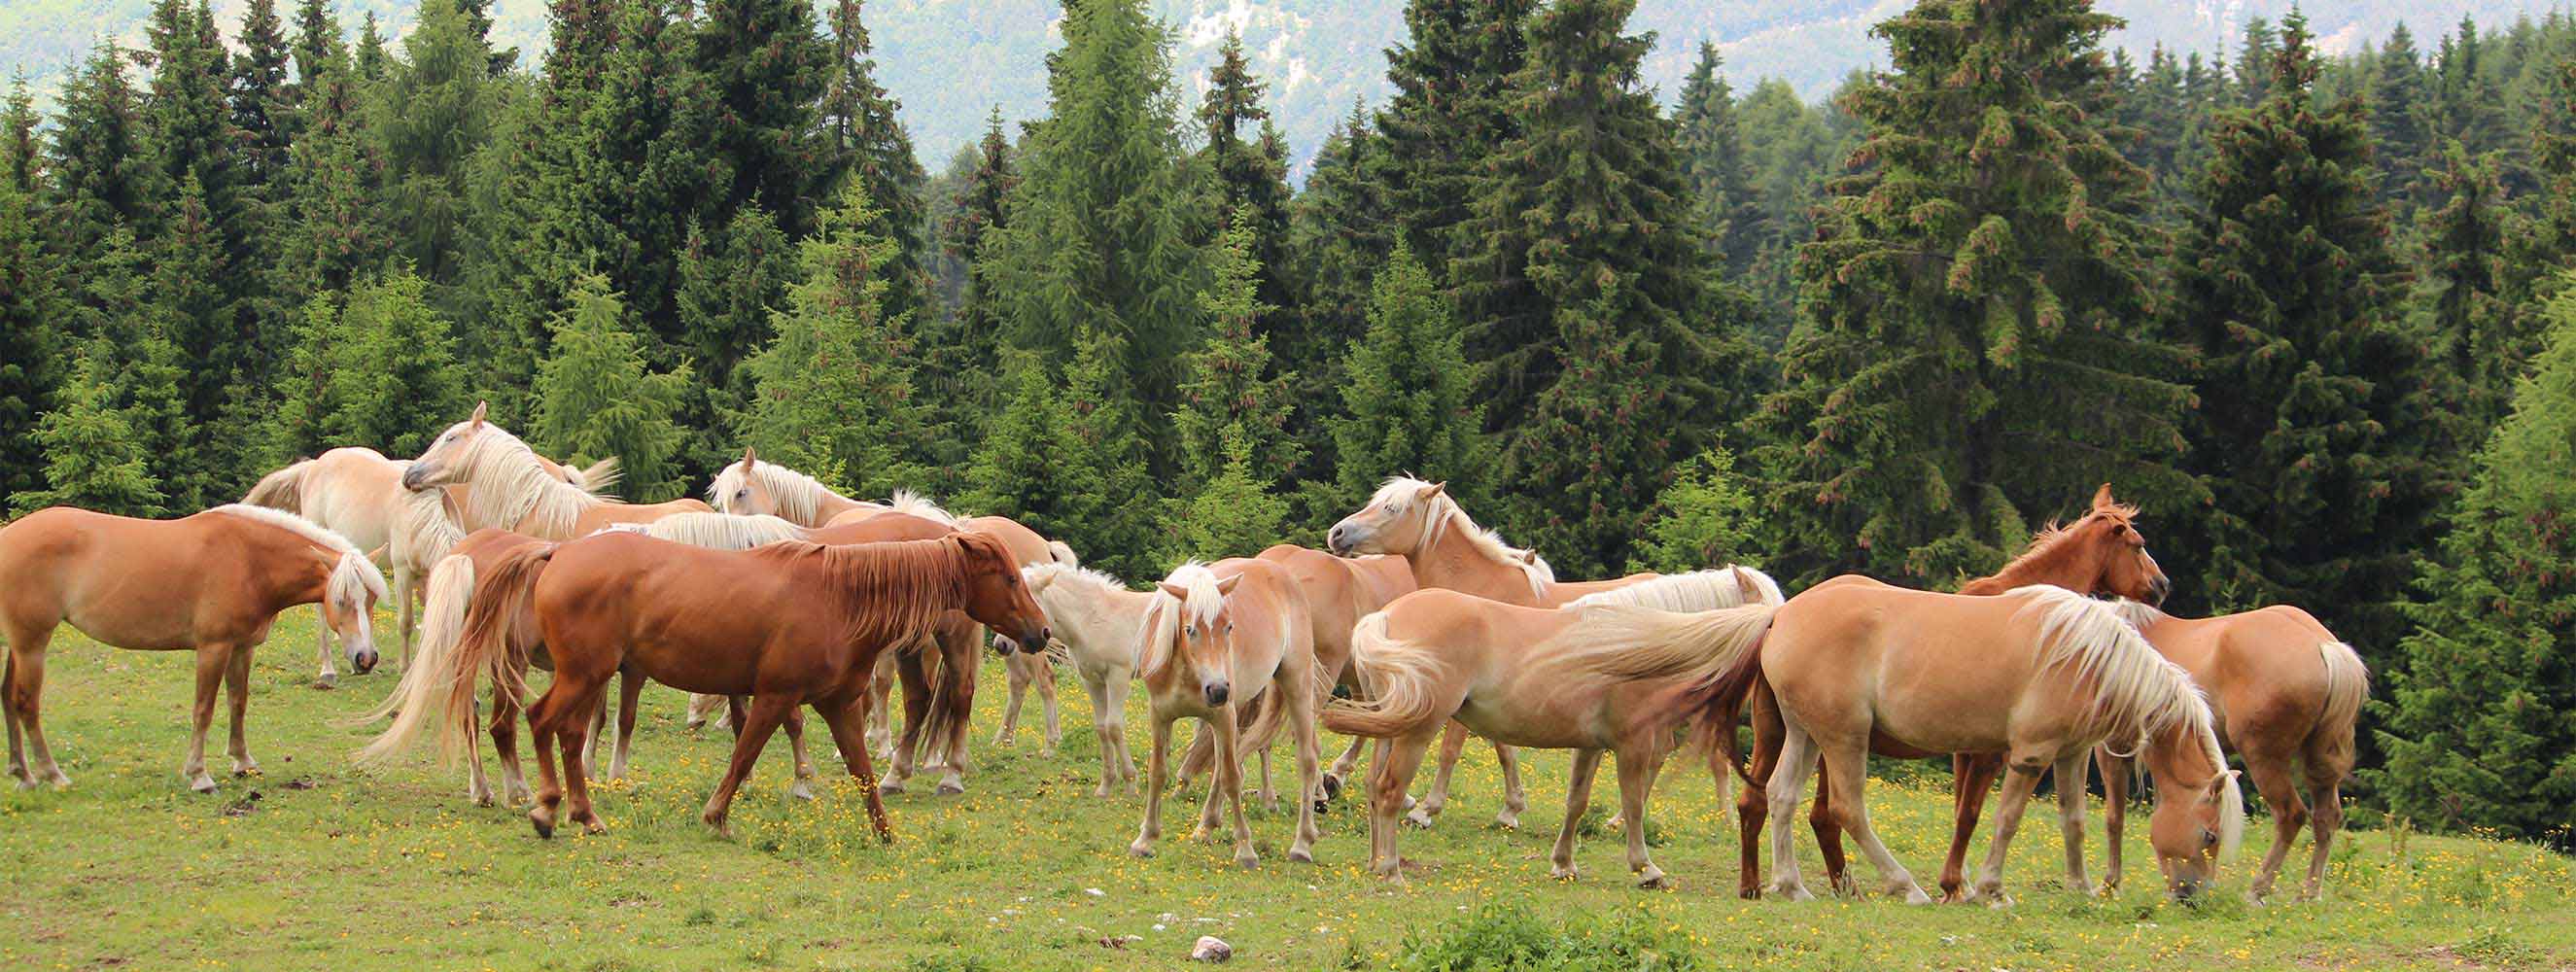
left=2, top=608, right=2570, bottom=971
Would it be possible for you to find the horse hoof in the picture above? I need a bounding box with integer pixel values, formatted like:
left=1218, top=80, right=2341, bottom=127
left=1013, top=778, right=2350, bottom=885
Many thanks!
left=1402, top=811, right=1435, bottom=830
left=1550, top=865, right=1579, bottom=882
left=1288, top=847, right=1314, bottom=864
left=1319, top=775, right=1343, bottom=802
left=188, top=775, right=218, bottom=794
left=1637, top=871, right=1669, bottom=890
left=936, top=781, right=965, bottom=796
left=1900, top=887, right=1933, bottom=905
left=1129, top=842, right=1155, bottom=859
left=531, top=815, right=556, bottom=840
left=471, top=789, right=495, bottom=809
left=311, top=676, right=336, bottom=690
left=878, top=780, right=907, bottom=796
left=1235, top=853, right=1259, bottom=870
left=582, top=818, right=608, bottom=836
left=1494, top=812, right=1519, bottom=830
left=1312, top=799, right=1330, bottom=816
left=788, top=781, right=816, bottom=801
left=231, top=760, right=261, bottom=778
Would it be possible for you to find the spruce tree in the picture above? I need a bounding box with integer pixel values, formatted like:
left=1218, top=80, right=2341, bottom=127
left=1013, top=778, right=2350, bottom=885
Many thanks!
left=2418, top=141, right=2520, bottom=435
left=2235, top=17, right=2278, bottom=108
left=1377, top=0, right=1531, bottom=270
left=735, top=187, right=932, bottom=499
left=1449, top=0, right=1752, bottom=572
left=958, top=350, right=1088, bottom=558
left=321, top=272, right=470, bottom=457
left=3, top=77, right=41, bottom=194
left=154, top=173, right=235, bottom=507
left=1194, top=30, right=1295, bottom=340
left=922, top=108, right=1016, bottom=448
left=47, top=44, right=153, bottom=264
left=531, top=275, right=694, bottom=501
left=2376, top=287, right=2576, bottom=847
left=1629, top=447, right=1762, bottom=575
left=290, top=0, right=338, bottom=89
left=371, top=0, right=503, bottom=287
left=1172, top=211, right=1299, bottom=490
left=1053, top=330, right=1162, bottom=580
left=1757, top=0, right=2193, bottom=588
left=986, top=0, right=1203, bottom=471
left=2435, top=17, right=2512, bottom=163
left=675, top=204, right=792, bottom=432
left=816, top=0, right=928, bottom=320
left=355, top=13, right=388, bottom=82
left=1329, top=242, right=1489, bottom=508
left=75, top=231, right=193, bottom=509
left=1282, top=103, right=1393, bottom=488
left=1166, top=427, right=1289, bottom=563
left=0, top=181, right=61, bottom=504
left=2372, top=24, right=2436, bottom=214
left=12, top=355, right=166, bottom=518
left=1675, top=43, right=1764, bottom=281
left=145, top=0, right=244, bottom=244
left=279, top=40, right=389, bottom=305
left=695, top=0, right=830, bottom=234
left=229, top=0, right=295, bottom=195
left=2169, top=14, right=2451, bottom=652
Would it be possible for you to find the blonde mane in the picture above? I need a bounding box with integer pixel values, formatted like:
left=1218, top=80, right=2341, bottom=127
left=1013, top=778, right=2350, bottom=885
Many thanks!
left=1570, top=565, right=1786, bottom=611
left=208, top=503, right=390, bottom=611
left=1369, top=477, right=1553, bottom=598
left=708, top=459, right=848, bottom=525
left=1024, top=561, right=1128, bottom=600
left=439, top=422, right=610, bottom=537
left=888, top=490, right=956, bottom=525
left=392, top=487, right=470, bottom=568
left=2010, top=585, right=2221, bottom=761
left=2109, top=598, right=2172, bottom=629
left=1135, top=562, right=1226, bottom=680
left=639, top=511, right=809, bottom=551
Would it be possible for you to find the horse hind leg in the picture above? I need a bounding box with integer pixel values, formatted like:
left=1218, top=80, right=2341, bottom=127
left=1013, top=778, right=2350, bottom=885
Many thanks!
left=782, top=708, right=817, bottom=800
left=605, top=668, right=643, bottom=781
left=1938, top=753, right=2006, bottom=901
left=2240, top=744, right=2310, bottom=904
left=1822, top=744, right=1932, bottom=904
left=1967, top=754, right=2051, bottom=907
left=994, top=652, right=1031, bottom=747
left=1763, top=717, right=1823, bottom=902
left=1404, top=720, right=1473, bottom=828
left=491, top=678, right=531, bottom=806
left=1367, top=728, right=1441, bottom=882
left=1812, top=755, right=1854, bottom=896
left=1492, top=742, right=1525, bottom=829
left=1615, top=746, right=1671, bottom=889
left=6, top=626, right=71, bottom=788
left=701, top=695, right=795, bottom=839
left=1550, top=748, right=1605, bottom=880
left=2300, top=751, right=2351, bottom=902
left=4, top=650, right=21, bottom=784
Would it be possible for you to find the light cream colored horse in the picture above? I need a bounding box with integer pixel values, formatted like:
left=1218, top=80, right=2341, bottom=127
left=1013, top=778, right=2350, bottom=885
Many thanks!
left=2, top=505, right=386, bottom=791
left=1595, top=583, right=2243, bottom=903
left=400, top=402, right=710, bottom=537
left=1323, top=571, right=1784, bottom=886
left=1325, top=477, right=1766, bottom=827
left=2103, top=600, right=2366, bottom=902
left=1021, top=563, right=1152, bottom=796
left=1128, top=560, right=1323, bottom=868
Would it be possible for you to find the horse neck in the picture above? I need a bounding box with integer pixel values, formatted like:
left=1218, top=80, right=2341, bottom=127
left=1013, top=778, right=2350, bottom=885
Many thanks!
left=240, top=528, right=343, bottom=612
left=2140, top=718, right=2220, bottom=791
left=808, top=491, right=870, bottom=526
left=1056, top=583, right=1155, bottom=668
left=1408, top=515, right=1539, bottom=605
left=1964, top=541, right=2095, bottom=595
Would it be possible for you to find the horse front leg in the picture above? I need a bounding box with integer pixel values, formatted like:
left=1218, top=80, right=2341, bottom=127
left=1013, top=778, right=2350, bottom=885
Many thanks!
left=1129, top=712, right=1175, bottom=858
left=1940, top=753, right=2006, bottom=902
left=782, top=709, right=817, bottom=800
left=183, top=645, right=229, bottom=792
left=395, top=565, right=417, bottom=669
left=879, top=650, right=933, bottom=794
left=606, top=668, right=643, bottom=781
left=491, top=676, right=531, bottom=806
left=2054, top=750, right=2093, bottom=894
left=814, top=693, right=892, bottom=842
left=2101, top=748, right=2131, bottom=893
left=1617, top=747, right=1671, bottom=889
left=1551, top=748, right=1604, bottom=880
left=1406, top=720, right=1472, bottom=828
left=1967, top=757, right=2050, bottom=907
left=312, top=607, right=337, bottom=689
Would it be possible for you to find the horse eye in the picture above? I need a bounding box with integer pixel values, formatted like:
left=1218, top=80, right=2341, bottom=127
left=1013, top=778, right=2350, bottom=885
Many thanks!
left=2201, top=830, right=2218, bottom=848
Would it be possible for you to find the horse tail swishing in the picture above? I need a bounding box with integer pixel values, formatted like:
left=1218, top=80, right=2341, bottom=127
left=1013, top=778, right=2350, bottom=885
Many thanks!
left=354, top=551, right=480, bottom=765
left=243, top=458, right=315, bottom=511
left=375, top=543, right=551, bottom=767
left=1320, top=613, right=1448, bottom=739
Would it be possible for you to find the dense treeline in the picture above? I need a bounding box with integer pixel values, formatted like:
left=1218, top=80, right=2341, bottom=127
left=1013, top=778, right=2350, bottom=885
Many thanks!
left=2, top=0, right=2573, bottom=846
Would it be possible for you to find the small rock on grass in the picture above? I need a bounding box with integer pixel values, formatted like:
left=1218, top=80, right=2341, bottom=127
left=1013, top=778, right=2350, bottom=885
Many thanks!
left=1192, top=936, right=1232, bottom=962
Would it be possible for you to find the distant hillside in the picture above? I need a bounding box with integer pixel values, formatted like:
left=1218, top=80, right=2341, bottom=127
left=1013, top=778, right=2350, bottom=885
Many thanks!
left=4, top=0, right=2565, bottom=169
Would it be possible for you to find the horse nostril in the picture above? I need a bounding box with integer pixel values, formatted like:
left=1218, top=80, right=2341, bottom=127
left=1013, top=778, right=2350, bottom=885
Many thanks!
left=1203, top=682, right=1231, bottom=707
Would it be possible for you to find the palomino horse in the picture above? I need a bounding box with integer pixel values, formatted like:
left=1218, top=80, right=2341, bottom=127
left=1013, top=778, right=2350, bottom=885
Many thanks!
left=630, top=511, right=1012, bottom=796
left=400, top=402, right=711, bottom=538
left=2101, top=600, right=2366, bottom=902
left=417, top=530, right=1047, bottom=839
left=1325, top=477, right=1758, bottom=827
left=1021, top=563, right=1155, bottom=796
left=2, top=505, right=386, bottom=791
left=1323, top=571, right=1785, bottom=886
left=1614, top=584, right=2243, bottom=903
left=246, top=444, right=615, bottom=680
left=1782, top=485, right=2176, bottom=900
left=1129, top=560, right=1324, bottom=868
left=705, top=451, right=1076, bottom=759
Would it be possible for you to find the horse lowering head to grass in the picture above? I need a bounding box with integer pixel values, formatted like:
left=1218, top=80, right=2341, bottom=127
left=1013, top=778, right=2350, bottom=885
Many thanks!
left=2, top=505, right=385, bottom=793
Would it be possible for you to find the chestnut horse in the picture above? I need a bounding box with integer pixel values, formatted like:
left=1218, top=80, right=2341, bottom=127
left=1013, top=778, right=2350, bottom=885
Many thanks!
left=426, top=530, right=1047, bottom=838
left=1756, top=485, right=2173, bottom=900
left=1323, top=571, right=1783, bottom=886
left=1603, top=584, right=2241, bottom=903
left=2102, top=600, right=2366, bottom=902
left=1325, top=477, right=1763, bottom=828
left=3, top=505, right=386, bottom=791
left=1129, top=560, right=1323, bottom=868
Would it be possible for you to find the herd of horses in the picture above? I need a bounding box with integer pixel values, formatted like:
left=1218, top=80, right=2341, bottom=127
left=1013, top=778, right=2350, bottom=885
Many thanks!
left=0, top=403, right=2370, bottom=906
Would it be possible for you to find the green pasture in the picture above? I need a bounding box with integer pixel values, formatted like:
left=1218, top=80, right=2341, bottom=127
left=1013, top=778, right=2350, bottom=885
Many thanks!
left=2, top=609, right=2569, bottom=971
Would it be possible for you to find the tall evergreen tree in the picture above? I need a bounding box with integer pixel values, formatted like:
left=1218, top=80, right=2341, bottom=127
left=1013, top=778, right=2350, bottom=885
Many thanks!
left=279, top=38, right=388, bottom=305
left=0, top=180, right=61, bottom=503
left=2372, top=24, right=2436, bottom=214
left=1329, top=242, right=1489, bottom=506
left=2376, top=286, right=2576, bottom=848
left=12, top=355, right=166, bottom=517
left=229, top=0, right=295, bottom=193
left=371, top=0, right=504, bottom=288
left=922, top=108, right=1016, bottom=452
left=696, top=0, right=830, bottom=234
left=2418, top=141, right=2520, bottom=434
left=1757, top=0, right=2193, bottom=588
left=2169, top=14, right=2452, bottom=652
left=152, top=173, right=237, bottom=506
left=1376, top=0, right=1531, bottom=271
left=2235, top=17, right=2278, bottom=108
left=4, top=77, right=42, bottom=194
left=1449, top=0, right=1754, bottom=572
left=735, top=187, right=931, bottom=499
left=271, top=272, right=470, bottom=461
left=1674, top=42, right=1764, bottom=280
left=986, top=0, right=1203, bottom=470
left=75, top=231, right=193, bottom=510
left=1195, top=30, right=1295, bottom=338
left=1172, top=210, right=1299, bottom=490
left=2435, top=17, right=2512, bottom=164
left=1284, top=103, right=1393, bottom=491
left=355, top=12, right=389, bottom=82
left=676, top=205, right=791, bottom=397
left=816, top=0, right=928, bottom=321
left=290, top=0, right=338, bottom=88
left=531, top=275, right=694, bottom=501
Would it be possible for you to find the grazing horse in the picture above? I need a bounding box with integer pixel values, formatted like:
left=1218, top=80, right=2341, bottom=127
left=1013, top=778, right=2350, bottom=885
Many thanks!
left=2101, top=600, right=2367, bottom=902
left=1323, top=572, right=1783, bottom=886
left=1325, top=477, right=1765, bottom=827
left=1129, top=561, right=1324, bottom=868
left=1784, top=485, right=2176, bottom=900
left=706, top=452, right=1077, bottom=764
left=2, top=505, right=386, bottom=791
left=420, top=530, right=1046, bottom=839
left=400, top=402, right=711, bottom=538
left=1613, top=584, right=2242, bottom=903
left=245, top=445, right=615, bottom=680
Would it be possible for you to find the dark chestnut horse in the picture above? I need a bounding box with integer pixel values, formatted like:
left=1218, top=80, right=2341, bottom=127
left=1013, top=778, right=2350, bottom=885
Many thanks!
left=435, top=530, right=1047, bottom=840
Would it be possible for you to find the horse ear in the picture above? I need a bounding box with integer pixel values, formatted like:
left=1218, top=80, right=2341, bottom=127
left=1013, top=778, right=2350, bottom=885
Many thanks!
left=2208, top=770, right=2239, bottom=800
left=743, top=445, right=757, bottom=469
left=2092, top=483, right=2116, bottom=510
left=1417, top=480, right=1447, bottom=501
left=1156, top=581, right=1190, bottom=602
left=1213, top=573, right=1244, bottom=596
left=470, top=400, right=488, bottom=426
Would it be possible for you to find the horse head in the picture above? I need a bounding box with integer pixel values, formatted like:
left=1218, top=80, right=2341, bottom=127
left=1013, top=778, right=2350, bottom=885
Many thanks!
left=2075, top=484, right=2170, bottom=606
left=952, top=532, right=1049, bottom=650
left=1328, top=478, right=1446, bottom=557
left=401, top=401, right=500, bottom=492
left=1141, top=564, right=1246, bottom=709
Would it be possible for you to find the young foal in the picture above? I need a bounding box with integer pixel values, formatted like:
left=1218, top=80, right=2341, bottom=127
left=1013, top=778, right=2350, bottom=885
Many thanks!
left=1129, top=561, right=1323, bottom=868
left=2102, top=600, right=2367, bottom=902
left=1323, top=576, right=1780, bottom=887
left=2, top=505, right=385, bottom=791
left=443, top=531, right=1046, bottom=839
left=1022, top=563, right=1155, bottom=796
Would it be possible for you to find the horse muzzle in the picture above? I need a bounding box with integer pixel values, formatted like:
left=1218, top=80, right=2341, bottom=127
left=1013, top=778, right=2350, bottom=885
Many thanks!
left=2146, top=576, right=2172, bottom=607
left=1325, top=525, right=1353, bottom=556
left=399, top=465, right=437, bottom=492
left=1201, top=680, right=1232, bottom=708
left=349, top=648, right=380, bottom=676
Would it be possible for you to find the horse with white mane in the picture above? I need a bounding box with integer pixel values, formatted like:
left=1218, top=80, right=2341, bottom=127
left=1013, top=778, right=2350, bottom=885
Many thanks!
left=400, top=402, right=709, bottom=537
left=3, top=505, right=387, bottom=792
left=1325, top=477, right=1780, bottom=827
left=1128, top=560, right=1323, bottom=868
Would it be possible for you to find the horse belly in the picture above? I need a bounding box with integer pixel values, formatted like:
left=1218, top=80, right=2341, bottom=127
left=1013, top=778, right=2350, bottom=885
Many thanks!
left=1454, top=683, right=1609, bottom=750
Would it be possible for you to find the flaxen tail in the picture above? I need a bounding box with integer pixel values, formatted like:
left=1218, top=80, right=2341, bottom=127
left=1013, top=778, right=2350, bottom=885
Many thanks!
left=354, top=551, right=480, bottom=762
left=574, top=457, right=623, bottom=498
left=2313, top=641, right=2369, bottom=762
left=1321, top=612, right=1450, bottom=739
left=242, top=459, right=314, bottom=511
left=374, top=544, right=550, bottom=766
